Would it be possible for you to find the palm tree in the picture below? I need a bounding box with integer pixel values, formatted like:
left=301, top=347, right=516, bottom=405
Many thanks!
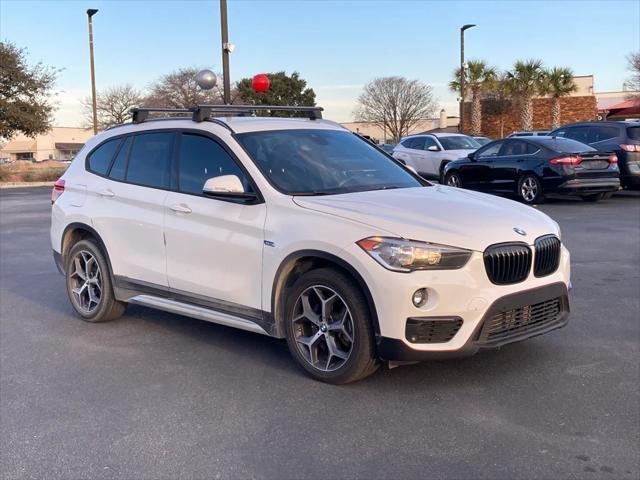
left=506, top=60, right=545, bottom=131
left=541, top=67, right=577, bottom=129
left=450, top=60, right=497, bottom=136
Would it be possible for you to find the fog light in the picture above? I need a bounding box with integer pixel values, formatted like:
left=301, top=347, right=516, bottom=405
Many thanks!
left=412, top=288, right=428, bottom=307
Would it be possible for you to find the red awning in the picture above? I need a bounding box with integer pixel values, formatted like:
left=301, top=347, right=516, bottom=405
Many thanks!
left=604, top=98, right=640, bottom=116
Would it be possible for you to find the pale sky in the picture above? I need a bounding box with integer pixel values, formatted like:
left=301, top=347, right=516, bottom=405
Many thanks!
left=1, top=0, right=639, bottom=127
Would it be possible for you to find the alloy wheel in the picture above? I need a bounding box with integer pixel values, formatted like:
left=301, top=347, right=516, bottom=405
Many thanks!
left=521, top=177, right=538, bottom=202
left=447, top=174, right=461, bottom=188
left=69, top=250, right=102, bottom=313
left=291, top=285, right=354, bottom=372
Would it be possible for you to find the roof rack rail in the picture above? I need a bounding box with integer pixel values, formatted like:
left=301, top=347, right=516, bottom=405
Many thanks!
left=130, top=105, right=323, bottom=124
left=131, top=107, right=191, bottom=124
left=190, top=104, right=323, bottom=122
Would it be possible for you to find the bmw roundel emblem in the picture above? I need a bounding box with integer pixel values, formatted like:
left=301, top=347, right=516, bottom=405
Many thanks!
left=513, top=227, right=527, bottom=236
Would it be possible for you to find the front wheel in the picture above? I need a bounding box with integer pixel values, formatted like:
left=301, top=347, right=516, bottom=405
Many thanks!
left=518, top=174, right=544, bottom=204
left=284, top=268, right=378, bottom=384
left=445, top=171, right=462, bottom=188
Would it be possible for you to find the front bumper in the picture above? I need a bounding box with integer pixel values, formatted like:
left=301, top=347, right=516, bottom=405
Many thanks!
left=376, top=282, right=570, bottom=361
left=339, top=242, right=571, bottom=361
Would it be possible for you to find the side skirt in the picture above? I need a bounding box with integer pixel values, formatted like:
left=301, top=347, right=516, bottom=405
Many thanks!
left=113, top=276, right=278, bottom=337
left=128, top=295, right=270, bottom=336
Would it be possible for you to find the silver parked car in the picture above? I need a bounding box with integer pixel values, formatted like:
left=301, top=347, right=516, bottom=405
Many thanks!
left=392, top=133, right=481, bottom=180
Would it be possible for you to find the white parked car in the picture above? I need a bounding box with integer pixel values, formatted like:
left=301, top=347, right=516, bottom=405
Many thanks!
left=392, top=133, right=481, bottom=180
left=51, top=105, right=571, bottom=384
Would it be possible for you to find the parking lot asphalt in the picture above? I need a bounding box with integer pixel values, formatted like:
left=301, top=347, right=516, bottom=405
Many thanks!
left=1, top=186, right=639, bottom=479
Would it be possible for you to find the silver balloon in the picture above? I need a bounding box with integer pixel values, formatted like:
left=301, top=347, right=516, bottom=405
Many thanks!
left=195, top=69, right=218, bottom=90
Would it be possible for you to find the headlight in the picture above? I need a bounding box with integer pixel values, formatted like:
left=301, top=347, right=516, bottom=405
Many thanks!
left=356, top=237, right=472, bottom=272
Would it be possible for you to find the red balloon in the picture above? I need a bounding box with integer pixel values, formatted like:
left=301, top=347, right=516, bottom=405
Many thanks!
left=252, top=74, right=270, bottom=93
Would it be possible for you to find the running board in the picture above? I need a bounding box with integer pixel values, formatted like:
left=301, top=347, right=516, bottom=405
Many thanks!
left=128, top=295, right=270, bottom=336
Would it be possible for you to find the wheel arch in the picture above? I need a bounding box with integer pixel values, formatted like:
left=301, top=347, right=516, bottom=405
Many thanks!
left=270, top=250, right=380, bottom=339
left=60, top=222, right=113, bottom=276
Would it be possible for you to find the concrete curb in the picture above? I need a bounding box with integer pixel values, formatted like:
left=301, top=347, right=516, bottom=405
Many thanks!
left=0, top=182, right=55, bottom=189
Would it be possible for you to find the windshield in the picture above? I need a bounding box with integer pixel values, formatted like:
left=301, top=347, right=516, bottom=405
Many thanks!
left=237, top=129, right=422, bottom=195
left=438, top=135, right=481, bottom=150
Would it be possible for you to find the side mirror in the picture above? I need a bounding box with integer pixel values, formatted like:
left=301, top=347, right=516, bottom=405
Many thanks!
left=406, top=165, right=418, bottom=175
left=467, top=152, right=476, bottom=161
left=203, top=175, right=257, bottom=200
left=427, top=145, right=440, bottom=152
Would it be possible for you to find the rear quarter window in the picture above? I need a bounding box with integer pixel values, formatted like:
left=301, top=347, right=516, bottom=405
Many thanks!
left=627, top=126, right=640, bottom=140
left=87, top=138, right=122, bottom=175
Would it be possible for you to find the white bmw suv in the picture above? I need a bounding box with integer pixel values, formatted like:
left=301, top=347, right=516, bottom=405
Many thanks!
left=51, top=105, right=571, bottom=384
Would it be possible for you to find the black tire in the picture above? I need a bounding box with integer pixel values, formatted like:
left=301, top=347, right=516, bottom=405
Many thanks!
left=517, top=174, right=544, bottom=204
left=65, top=239, right=125, bottom=322
left=580, top=193, right=606, bottom=202
left=444, top=171, right=462, bottom=188
left=439, top=161, right=450, bottom=183
left=284, top=267, right=379, bottom=384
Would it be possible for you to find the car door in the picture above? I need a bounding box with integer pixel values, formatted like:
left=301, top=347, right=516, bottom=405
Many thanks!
left=163, top=131, right=266, bottom=314
left=459, top=140, right=504, bottom=191
left=490, top=140, right=537, bottom=193
left=88, top=131, right=173, bottom=287
left=422, top=136, right=442, bottom=177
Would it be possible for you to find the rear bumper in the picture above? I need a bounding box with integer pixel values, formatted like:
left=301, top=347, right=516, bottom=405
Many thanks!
left=376, top=282, right=570, bottom=362
left=554, top=177, right=620, bottom=195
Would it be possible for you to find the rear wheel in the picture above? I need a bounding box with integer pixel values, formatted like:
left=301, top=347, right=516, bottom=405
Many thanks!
left=517, top=174, right=544, bottom=204
left=445, top=171, right=462, bottom=188
left=65, top=239, right=125, bottom=322
left=580, top=192, right=606, bottom=202
left=284, top=268, right=378, bottom=384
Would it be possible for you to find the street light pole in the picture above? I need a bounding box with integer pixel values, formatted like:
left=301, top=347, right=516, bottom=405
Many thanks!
left=220, top=0, right=231, bottom=104
left=459, top=23, right=476, bottom=134
left=87, top=9, right=99, bottom=135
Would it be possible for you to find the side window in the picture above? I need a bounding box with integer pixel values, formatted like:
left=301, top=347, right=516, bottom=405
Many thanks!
left=501, top=140, right=529, bottom=156
left=525, top=142, right=540, bottom=154
left=589, top=126, right=619, bottom=143
left=411, top=137, right=426, bottom=150
left=565, top=127, right=589, bottom=144
left=178, top=134, right=249, bottom=195
left=553, top=128, right=568, bottom=138
left=476, top=141, right=503, bottom=158
left=401, top=138, right=414, bottom=148
left=87, top=138, right=122, bottom=175
left=423, top=137, right=438, bottom=150
left=126, top=132, right=174, bottom=189
left=108, top=136, right=132, bottom=181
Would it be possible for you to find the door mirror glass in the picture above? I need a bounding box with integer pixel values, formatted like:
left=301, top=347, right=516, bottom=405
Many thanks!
left=427, top=145, right=440, bottom=152
left=203, top=175, right=247, bottom=195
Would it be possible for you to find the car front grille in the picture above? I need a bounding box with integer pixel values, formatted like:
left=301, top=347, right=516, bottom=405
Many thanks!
left=483, top=243, right=532, bottom=285
left=477, top=297, right=565, bottom=346
left=405, top=317, right=463, bottom=344
left=534, top=235, right=561, bottom=277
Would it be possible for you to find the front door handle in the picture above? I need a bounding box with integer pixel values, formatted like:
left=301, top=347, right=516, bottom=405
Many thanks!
left=170, top=204, right=192, bottom=214
left=99, top=189, right=115, bottom=197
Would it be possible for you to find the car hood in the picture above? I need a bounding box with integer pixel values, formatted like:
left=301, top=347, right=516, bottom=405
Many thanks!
left=293, top=186, right=559, bottom=252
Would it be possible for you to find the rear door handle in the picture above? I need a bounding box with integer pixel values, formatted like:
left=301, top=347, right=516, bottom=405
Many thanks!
left=99, top=189, right=115, bottom=197
left=170, top=204, right=192, bottom=214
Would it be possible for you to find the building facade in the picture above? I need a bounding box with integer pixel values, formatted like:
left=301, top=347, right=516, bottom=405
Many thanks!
left=0, top=127, right=93, bottom=162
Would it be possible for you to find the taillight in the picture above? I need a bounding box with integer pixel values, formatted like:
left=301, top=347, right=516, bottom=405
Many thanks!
left=608, top=154, right=618, bottom=164
left=620, top=144, right=639, bottom=152
left=550, top=155, right=582, bottom=165
left=51, top=178, right=65, bottom=205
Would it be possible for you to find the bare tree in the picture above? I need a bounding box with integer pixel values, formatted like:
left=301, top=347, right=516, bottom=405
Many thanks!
left=354, top=77, right=437, bottom=143
left=624, top=51, right=640, bottom=103
left=483, top=73, right=511, bottom=139
left=82, top=84, right=144, bottom=130
left=145, top=67, right=238, bottom=108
